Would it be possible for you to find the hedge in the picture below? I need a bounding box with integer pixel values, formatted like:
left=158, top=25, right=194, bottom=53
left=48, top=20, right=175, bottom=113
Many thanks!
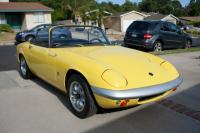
left=0, top=24, right=13, bottom=33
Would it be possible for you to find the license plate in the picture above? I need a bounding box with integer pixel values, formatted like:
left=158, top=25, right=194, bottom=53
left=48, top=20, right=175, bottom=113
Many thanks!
left=131, top=34, right=137, bottom=37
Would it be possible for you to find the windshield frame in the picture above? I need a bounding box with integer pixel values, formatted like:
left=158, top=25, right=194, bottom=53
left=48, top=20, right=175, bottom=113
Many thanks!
left=48, top=25, right=111, bottom=48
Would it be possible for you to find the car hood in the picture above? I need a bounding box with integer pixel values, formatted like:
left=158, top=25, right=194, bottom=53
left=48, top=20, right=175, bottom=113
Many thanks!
left=66, top=46, right=179, bottom=89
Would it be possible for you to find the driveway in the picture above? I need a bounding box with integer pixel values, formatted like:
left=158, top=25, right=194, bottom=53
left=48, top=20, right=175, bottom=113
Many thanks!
left=0, top=45, right=200, bottom=133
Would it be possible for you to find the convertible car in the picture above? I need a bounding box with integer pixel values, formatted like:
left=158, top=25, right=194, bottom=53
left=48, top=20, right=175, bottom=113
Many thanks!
left=16, top=25, right=183, bottom=118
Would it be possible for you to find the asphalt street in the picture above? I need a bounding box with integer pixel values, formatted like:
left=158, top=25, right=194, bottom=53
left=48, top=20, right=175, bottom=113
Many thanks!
left=0, top=45, right=200, bottom=133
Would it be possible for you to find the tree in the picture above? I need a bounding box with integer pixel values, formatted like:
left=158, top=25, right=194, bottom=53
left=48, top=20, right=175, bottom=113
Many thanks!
left=186, top=0, right=200, bottom=16
left=139, top=0, right=158, bottom=12
left=122, top=0, right=138, bottom=12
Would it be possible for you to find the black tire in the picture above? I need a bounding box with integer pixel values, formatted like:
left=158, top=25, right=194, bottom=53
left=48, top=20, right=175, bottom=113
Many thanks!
left=185, top=40, right=192, bottom=49
left=153, top=40, right=163, bottom=52
left=67, top=74, right=97, bottom=118
left=25, top=36, right=34, bottom=42
left=19, top=56, right=32, bottom=79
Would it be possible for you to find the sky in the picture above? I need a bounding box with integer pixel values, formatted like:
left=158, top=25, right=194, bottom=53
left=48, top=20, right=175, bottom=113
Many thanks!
left=96, top=0, right=190, bottom=7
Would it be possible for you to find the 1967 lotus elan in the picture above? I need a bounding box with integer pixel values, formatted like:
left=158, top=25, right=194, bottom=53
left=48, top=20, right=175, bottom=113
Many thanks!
left=17, top=25, right=183, bottom=118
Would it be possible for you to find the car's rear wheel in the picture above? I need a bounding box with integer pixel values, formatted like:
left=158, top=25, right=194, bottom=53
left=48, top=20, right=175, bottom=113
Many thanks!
left=67, top=74, right=97, bottom=118
left=154, top=41, right=162, bottom=52
left=185, top=40, right=192, bottom=49
left=19, top=56, right=32, bottom=79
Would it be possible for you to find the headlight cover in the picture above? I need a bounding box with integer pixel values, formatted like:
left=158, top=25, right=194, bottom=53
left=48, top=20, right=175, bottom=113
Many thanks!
left=19, top=32, right=25, bottom=35
left=161, top=61, right=178, bottom=75
left=101, top=69, right=127, bottom=88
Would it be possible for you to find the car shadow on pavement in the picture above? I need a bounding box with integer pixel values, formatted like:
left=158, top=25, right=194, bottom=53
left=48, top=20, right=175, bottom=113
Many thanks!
left=82, top=84, right=200, bottom=133
left=0, top=45, right=18, bottom=71
left=31, top=78, right=76, bottom=115
left=31, top=77, right=138, bottom=116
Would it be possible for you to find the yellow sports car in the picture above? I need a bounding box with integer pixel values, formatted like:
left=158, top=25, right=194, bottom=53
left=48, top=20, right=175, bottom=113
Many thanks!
left=17, top=25, right=182, bottom=118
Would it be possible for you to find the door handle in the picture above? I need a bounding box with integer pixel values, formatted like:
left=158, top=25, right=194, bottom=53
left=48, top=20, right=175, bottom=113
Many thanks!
left=29, top=45, right=33, bottom=49
left=48, top=53, right=57, bottom=57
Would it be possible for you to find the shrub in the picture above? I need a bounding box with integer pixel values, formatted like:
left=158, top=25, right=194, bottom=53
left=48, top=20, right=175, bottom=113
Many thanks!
left=0, top=24, right=13, bottom=33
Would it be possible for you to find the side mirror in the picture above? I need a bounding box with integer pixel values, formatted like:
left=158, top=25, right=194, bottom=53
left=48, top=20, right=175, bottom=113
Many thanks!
left=177, top=30, right=182, bottom=34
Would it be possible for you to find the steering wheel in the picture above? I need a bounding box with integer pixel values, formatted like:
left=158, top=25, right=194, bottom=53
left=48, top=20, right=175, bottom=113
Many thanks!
left=90, top=38, right=102, bottom=43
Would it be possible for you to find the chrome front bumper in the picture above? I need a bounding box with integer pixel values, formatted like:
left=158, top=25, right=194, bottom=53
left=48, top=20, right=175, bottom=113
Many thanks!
left=91, top=76, right=183, bottom=100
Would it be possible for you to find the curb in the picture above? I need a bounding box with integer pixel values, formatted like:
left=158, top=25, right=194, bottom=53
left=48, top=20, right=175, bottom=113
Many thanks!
left=0, top=42, right=14, bottom=46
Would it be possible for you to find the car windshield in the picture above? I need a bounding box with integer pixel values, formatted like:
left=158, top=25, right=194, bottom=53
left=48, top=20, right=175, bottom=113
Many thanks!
left=50, top=26, right=110, bottom=47
left=131, top=21, right=150, bottom=31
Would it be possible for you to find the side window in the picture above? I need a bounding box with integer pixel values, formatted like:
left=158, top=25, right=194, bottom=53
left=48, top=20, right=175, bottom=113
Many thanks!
left=127, top=22, right=136, bottom=32
left=32, top=28, right=49, bottom=47
left=161, top=23, right=170, bottom=32
left=169, top=23, right=179, bottom=33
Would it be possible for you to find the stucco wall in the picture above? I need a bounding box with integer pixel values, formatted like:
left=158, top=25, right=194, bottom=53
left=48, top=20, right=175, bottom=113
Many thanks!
left=121, top=12, right=145, bottom=20
left=103, top=17, right=121, bottom=32
left=162, top=15, right=177, bottom=24
left=0, top=0, right=9, bottom=2
left=121, top=12, right=145, bottom=32
left=25, top=12, right=52, bottom=30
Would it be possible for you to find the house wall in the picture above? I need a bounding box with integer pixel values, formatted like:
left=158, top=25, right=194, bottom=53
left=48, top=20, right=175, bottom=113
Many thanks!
left=162, top=15, right=177, bottom=24
left=121, top=12, right=145, bottom=32
left=24, top=12, right=52, bottom=30
left=103, top=17, right=121, bottom=32
left=0, top=0, right=9, bottom=2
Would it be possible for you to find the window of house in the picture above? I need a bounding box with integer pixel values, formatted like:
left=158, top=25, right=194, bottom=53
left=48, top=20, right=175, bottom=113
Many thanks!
left=34, top=12, right=45, bottom=23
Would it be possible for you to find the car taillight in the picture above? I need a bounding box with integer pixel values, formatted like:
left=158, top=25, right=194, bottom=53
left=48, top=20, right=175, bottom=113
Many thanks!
left=144, top=34, right=152, bottom=39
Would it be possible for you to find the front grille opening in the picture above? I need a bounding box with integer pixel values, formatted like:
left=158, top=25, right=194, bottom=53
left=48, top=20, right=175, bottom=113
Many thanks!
left=138, top=92, right=165, bottom=102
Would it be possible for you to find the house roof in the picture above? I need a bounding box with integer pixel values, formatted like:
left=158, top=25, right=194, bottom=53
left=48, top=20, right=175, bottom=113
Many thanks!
left=0, top=2, right=53, bottom=12
left=179, top=16, right=200, bottom=22
left=113, top=10, right=147, bottom=17
left=145, top=13, right=179, bottom=21
left=145, top=13, right=167, bottom=20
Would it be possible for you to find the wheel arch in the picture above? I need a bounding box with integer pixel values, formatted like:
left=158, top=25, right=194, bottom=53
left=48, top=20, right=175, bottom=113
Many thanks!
left=188, top=38, right=192, bottom=44
left=65, top=69, right=99, bottom=107
left=25, top=34, right=35, bottom=41
left=65, top=69, right=91, bottom=92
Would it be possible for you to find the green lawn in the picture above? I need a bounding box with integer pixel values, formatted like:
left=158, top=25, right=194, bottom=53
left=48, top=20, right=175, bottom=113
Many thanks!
left=151, top=47, right=200, bottom=55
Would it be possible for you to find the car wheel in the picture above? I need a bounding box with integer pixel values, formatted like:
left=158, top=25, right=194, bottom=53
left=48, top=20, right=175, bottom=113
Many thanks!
left=25, top=36, right=34, bottom=42
left=19, top=56, right=32, bottom=79
left=185, top=40, right=192, bottom=49
left=154, top=41, right=162, bottom=52
left=67, top=74, right=97, bottom=118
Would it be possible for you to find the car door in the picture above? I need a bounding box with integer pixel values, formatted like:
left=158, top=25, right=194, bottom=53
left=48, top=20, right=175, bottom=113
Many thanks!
left=159, top=22, right=174, bottom=48
left=168, top=23, right=185, bottom=48
left=28, top=29, right=57, bottom=84
left=28, top=34, right=49, bottom=80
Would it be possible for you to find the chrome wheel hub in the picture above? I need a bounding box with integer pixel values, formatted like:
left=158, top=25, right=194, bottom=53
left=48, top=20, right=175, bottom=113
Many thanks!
left=69, top=81, right=86, bottom=112
left=20, top=58, right=27, bottom=76
left=154, top=42, right=162, bottom=52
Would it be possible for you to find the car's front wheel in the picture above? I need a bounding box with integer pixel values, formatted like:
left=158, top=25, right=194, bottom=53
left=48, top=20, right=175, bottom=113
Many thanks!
left=25, top=36, right=34, bottom=42
left=19, top=56, right=32, bottom=79
left=153, top=41, right=163, bottom=52
left=67, top=74, right=97, bottom=118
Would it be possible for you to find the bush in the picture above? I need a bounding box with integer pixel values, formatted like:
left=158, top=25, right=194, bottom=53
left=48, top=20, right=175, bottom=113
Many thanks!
left=185, top=29, right=200, bottom=36
left=0, top=24, right=13, bottom=33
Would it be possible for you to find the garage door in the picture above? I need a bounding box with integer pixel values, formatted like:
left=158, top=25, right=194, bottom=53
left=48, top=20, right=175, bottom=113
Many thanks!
left=122, top=20, right=135, bottom=32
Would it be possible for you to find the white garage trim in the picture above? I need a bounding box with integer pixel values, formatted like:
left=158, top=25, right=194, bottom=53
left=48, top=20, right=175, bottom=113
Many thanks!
left=121, top=19, right=135, bottom=32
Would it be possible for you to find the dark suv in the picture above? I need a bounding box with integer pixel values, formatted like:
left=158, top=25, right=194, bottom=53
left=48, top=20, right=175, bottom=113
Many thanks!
left=124, top=21, right=192, bottom=51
